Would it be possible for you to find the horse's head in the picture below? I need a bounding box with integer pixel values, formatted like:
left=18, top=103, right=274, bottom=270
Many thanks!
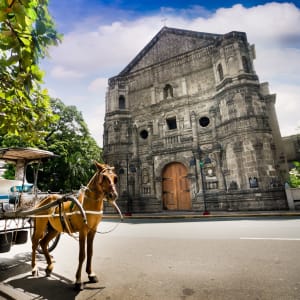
left=93, top=161, right=118, bottom=202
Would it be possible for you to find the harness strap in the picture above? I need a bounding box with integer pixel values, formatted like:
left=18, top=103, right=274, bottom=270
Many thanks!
left=62, top=205, right=74, bottom=236
left=58, top=202, right=67, bottom=231
left=29, top=210, right=104, bottom=218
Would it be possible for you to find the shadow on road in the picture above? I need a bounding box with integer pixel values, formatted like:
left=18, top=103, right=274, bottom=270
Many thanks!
left=8, top=273, right=79, bottom=299
left=7, top=273, right=106, bottom=299
left=1, top=251, right=105, bottom=299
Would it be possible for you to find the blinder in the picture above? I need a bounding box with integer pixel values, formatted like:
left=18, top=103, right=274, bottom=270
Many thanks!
left=98, top=173, right=103, bottom=184
left=97, top=167, right=118, bottom=201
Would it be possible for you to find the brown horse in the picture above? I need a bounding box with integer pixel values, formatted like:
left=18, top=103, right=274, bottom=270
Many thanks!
left=31, top=162, right=118, bottom=290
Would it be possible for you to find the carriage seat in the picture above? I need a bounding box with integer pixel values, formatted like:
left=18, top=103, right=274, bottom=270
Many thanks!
left=10, top=184, right=33, bottom=193
left=9, top=184, right=33, bottom=204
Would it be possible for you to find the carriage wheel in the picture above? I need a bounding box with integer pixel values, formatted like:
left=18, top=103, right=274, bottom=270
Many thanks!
left=37, top=231, right=60, bottom=254
left=29, top=219, right=61, bottom=253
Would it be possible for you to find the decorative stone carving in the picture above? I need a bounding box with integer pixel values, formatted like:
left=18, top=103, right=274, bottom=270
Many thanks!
left=103, top=27, right=288, bottom=213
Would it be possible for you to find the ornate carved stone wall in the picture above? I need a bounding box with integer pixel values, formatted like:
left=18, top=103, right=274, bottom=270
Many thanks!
left=103, top=27, right=288, bottom=212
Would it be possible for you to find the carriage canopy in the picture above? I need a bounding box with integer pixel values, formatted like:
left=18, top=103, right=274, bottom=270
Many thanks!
left=0, top=147, right=56, bottom=163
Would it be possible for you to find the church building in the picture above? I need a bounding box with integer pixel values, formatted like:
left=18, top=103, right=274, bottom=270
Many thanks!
left=103, top=27, right=288, bottom=213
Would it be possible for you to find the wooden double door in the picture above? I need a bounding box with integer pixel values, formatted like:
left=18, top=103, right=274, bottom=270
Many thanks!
left=162, top=162, right=191, bottom=210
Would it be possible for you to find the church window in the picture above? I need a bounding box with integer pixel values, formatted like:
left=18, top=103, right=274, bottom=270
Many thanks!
left=217, top=63, right=224, bottom=81
left=163, top=84, right=173, bottom=99
left=166, top=117, right=177, bottom=130
left=140, top=129, right=149, bottom=139
left=199, top=116, right=210, bottom=127
left=249, top=177, right=258, bottom=188
left=119, top=95, right=126, bottom=109
left=242, top=56, right=250, bottom=73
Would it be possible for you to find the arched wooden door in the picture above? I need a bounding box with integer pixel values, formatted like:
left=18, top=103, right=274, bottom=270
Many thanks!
left=162, top=162, right=191, bottom=210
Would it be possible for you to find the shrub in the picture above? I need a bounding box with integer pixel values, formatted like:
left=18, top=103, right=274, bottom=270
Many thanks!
left=288, top=161, right=300, bottom=188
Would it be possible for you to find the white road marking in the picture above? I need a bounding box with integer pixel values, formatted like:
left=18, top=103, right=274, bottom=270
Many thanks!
left=240, top=237, right=300, bottom=241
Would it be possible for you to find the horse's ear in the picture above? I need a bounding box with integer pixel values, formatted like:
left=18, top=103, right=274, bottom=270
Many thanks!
left=94, top=161, right=104, bottom=183
left=94, top=161, right=104, bottom=171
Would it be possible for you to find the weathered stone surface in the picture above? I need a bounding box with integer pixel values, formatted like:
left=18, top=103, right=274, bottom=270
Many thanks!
left=103, top=27, right=288, bottom=212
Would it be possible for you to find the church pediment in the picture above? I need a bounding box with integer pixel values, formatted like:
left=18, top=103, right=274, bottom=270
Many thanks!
left=119, top=26, right=221, bottom=76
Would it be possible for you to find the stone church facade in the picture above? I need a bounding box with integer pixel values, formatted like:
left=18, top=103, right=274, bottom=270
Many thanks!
left=103, top=27, right=288, bottom=213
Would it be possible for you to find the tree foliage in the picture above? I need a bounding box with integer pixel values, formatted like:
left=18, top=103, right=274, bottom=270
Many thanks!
left=26, top=99, right=102, bottom=192
left=0, top=1, right=102, bottom=191
left=2, top=99, right=102, bottom=191
left=288, top=161, right=300, bottom=188
left=0, top=0, right=62, bottom=145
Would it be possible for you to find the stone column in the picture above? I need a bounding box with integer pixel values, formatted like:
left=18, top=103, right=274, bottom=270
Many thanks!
left=213, top=150, right=225, bottom=190
left=233, top=141, right=246, bottom=189
left=132, top=124, right=138, bottom=158
left=253, top=140, right=265, bottom=188
left=190, top=111, right=198, bottom=148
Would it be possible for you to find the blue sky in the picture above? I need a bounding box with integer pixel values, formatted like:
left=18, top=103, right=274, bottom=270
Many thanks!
left=42, top=1, right=300, bottom=146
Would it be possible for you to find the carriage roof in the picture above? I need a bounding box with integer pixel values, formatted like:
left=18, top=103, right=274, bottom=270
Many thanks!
left=0, top=147, right=56, bottom=163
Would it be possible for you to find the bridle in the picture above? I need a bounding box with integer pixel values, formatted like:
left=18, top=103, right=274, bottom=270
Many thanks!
left=79, top=167, right=123, bottom=234
left=85, top=167, right=118, bottom=202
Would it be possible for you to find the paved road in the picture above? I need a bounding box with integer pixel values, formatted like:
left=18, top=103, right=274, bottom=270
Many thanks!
left=1, top=217, right=300, bottom=299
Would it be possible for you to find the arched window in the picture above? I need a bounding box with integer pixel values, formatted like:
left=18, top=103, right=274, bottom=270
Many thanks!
left=163, top=84, right=173, bottom=99
left=119, top=95, right=125, bottom=109
left=217, top=63, right=224, bottom=81
left=242, top=56, right=250, bottom=73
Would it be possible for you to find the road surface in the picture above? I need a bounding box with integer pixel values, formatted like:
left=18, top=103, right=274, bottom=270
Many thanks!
left=1, top=217, right=300, bottom=299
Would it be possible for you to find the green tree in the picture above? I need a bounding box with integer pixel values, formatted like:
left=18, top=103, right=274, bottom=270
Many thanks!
left=3, top=163, right=15, bottom=179
left=288, top=161, right=300, bottom=188
left=27, top=98, right=102, bottom=192
left=0, top=0, right=62, bottom=146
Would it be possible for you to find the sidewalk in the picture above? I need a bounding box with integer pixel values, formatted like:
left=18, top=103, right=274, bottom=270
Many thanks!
left=103, top=209, right=300, bottom=220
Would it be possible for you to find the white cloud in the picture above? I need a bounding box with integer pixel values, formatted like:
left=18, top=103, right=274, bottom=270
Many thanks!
left=254, top=47, right=300, bottom=83
left=274, top=84, right=300, bottom=135
left=50, top=65, right=85, bottom=79
left=48, top=18, right=162, bottom=77
left=81, top=102, right=106, bottom=143
left=183, top=3, right=300, bottom=44
left=88, top=77, right=108, bottom=94
left=44, top=2, right=300, bottom=145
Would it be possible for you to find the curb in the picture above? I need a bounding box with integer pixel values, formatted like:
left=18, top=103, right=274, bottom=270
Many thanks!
left=0, top=282, right=35, bottom=300
left=103, top=211, right=300, bottom=220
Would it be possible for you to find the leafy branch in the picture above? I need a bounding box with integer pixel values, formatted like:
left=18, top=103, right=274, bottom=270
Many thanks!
left=0, top=0, right=62, bottom=146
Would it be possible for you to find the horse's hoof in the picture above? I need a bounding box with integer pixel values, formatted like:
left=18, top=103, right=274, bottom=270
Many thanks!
left=32, top=269, right=39, bottom=276
left=74, top=282, right=84, bottom=291
left=45, top=268, right=52, bottom=277
left=88, top=275, right=99, bottom=283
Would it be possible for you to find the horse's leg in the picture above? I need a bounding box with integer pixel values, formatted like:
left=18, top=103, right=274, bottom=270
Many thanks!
left=75, top=230, right=87, bottom=291
left=86, top=230, right=98, bottom=283
left=40, top=226, right=59, bottom=276
left=31, top=218, right=48, bottom=276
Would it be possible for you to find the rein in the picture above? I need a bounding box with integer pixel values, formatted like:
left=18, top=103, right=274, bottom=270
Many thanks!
left=79, top=179, right=123, bottom=234
left=87, top=200, right=123, bottom=234
left=29, top=210, right=103, bottom=219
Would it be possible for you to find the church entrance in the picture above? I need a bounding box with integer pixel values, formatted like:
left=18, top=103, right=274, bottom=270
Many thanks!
left=162, top=162, right=191, bottom=210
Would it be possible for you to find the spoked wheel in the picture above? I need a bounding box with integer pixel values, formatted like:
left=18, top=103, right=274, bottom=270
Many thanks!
left=29, top=219, right=61, bottom=254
